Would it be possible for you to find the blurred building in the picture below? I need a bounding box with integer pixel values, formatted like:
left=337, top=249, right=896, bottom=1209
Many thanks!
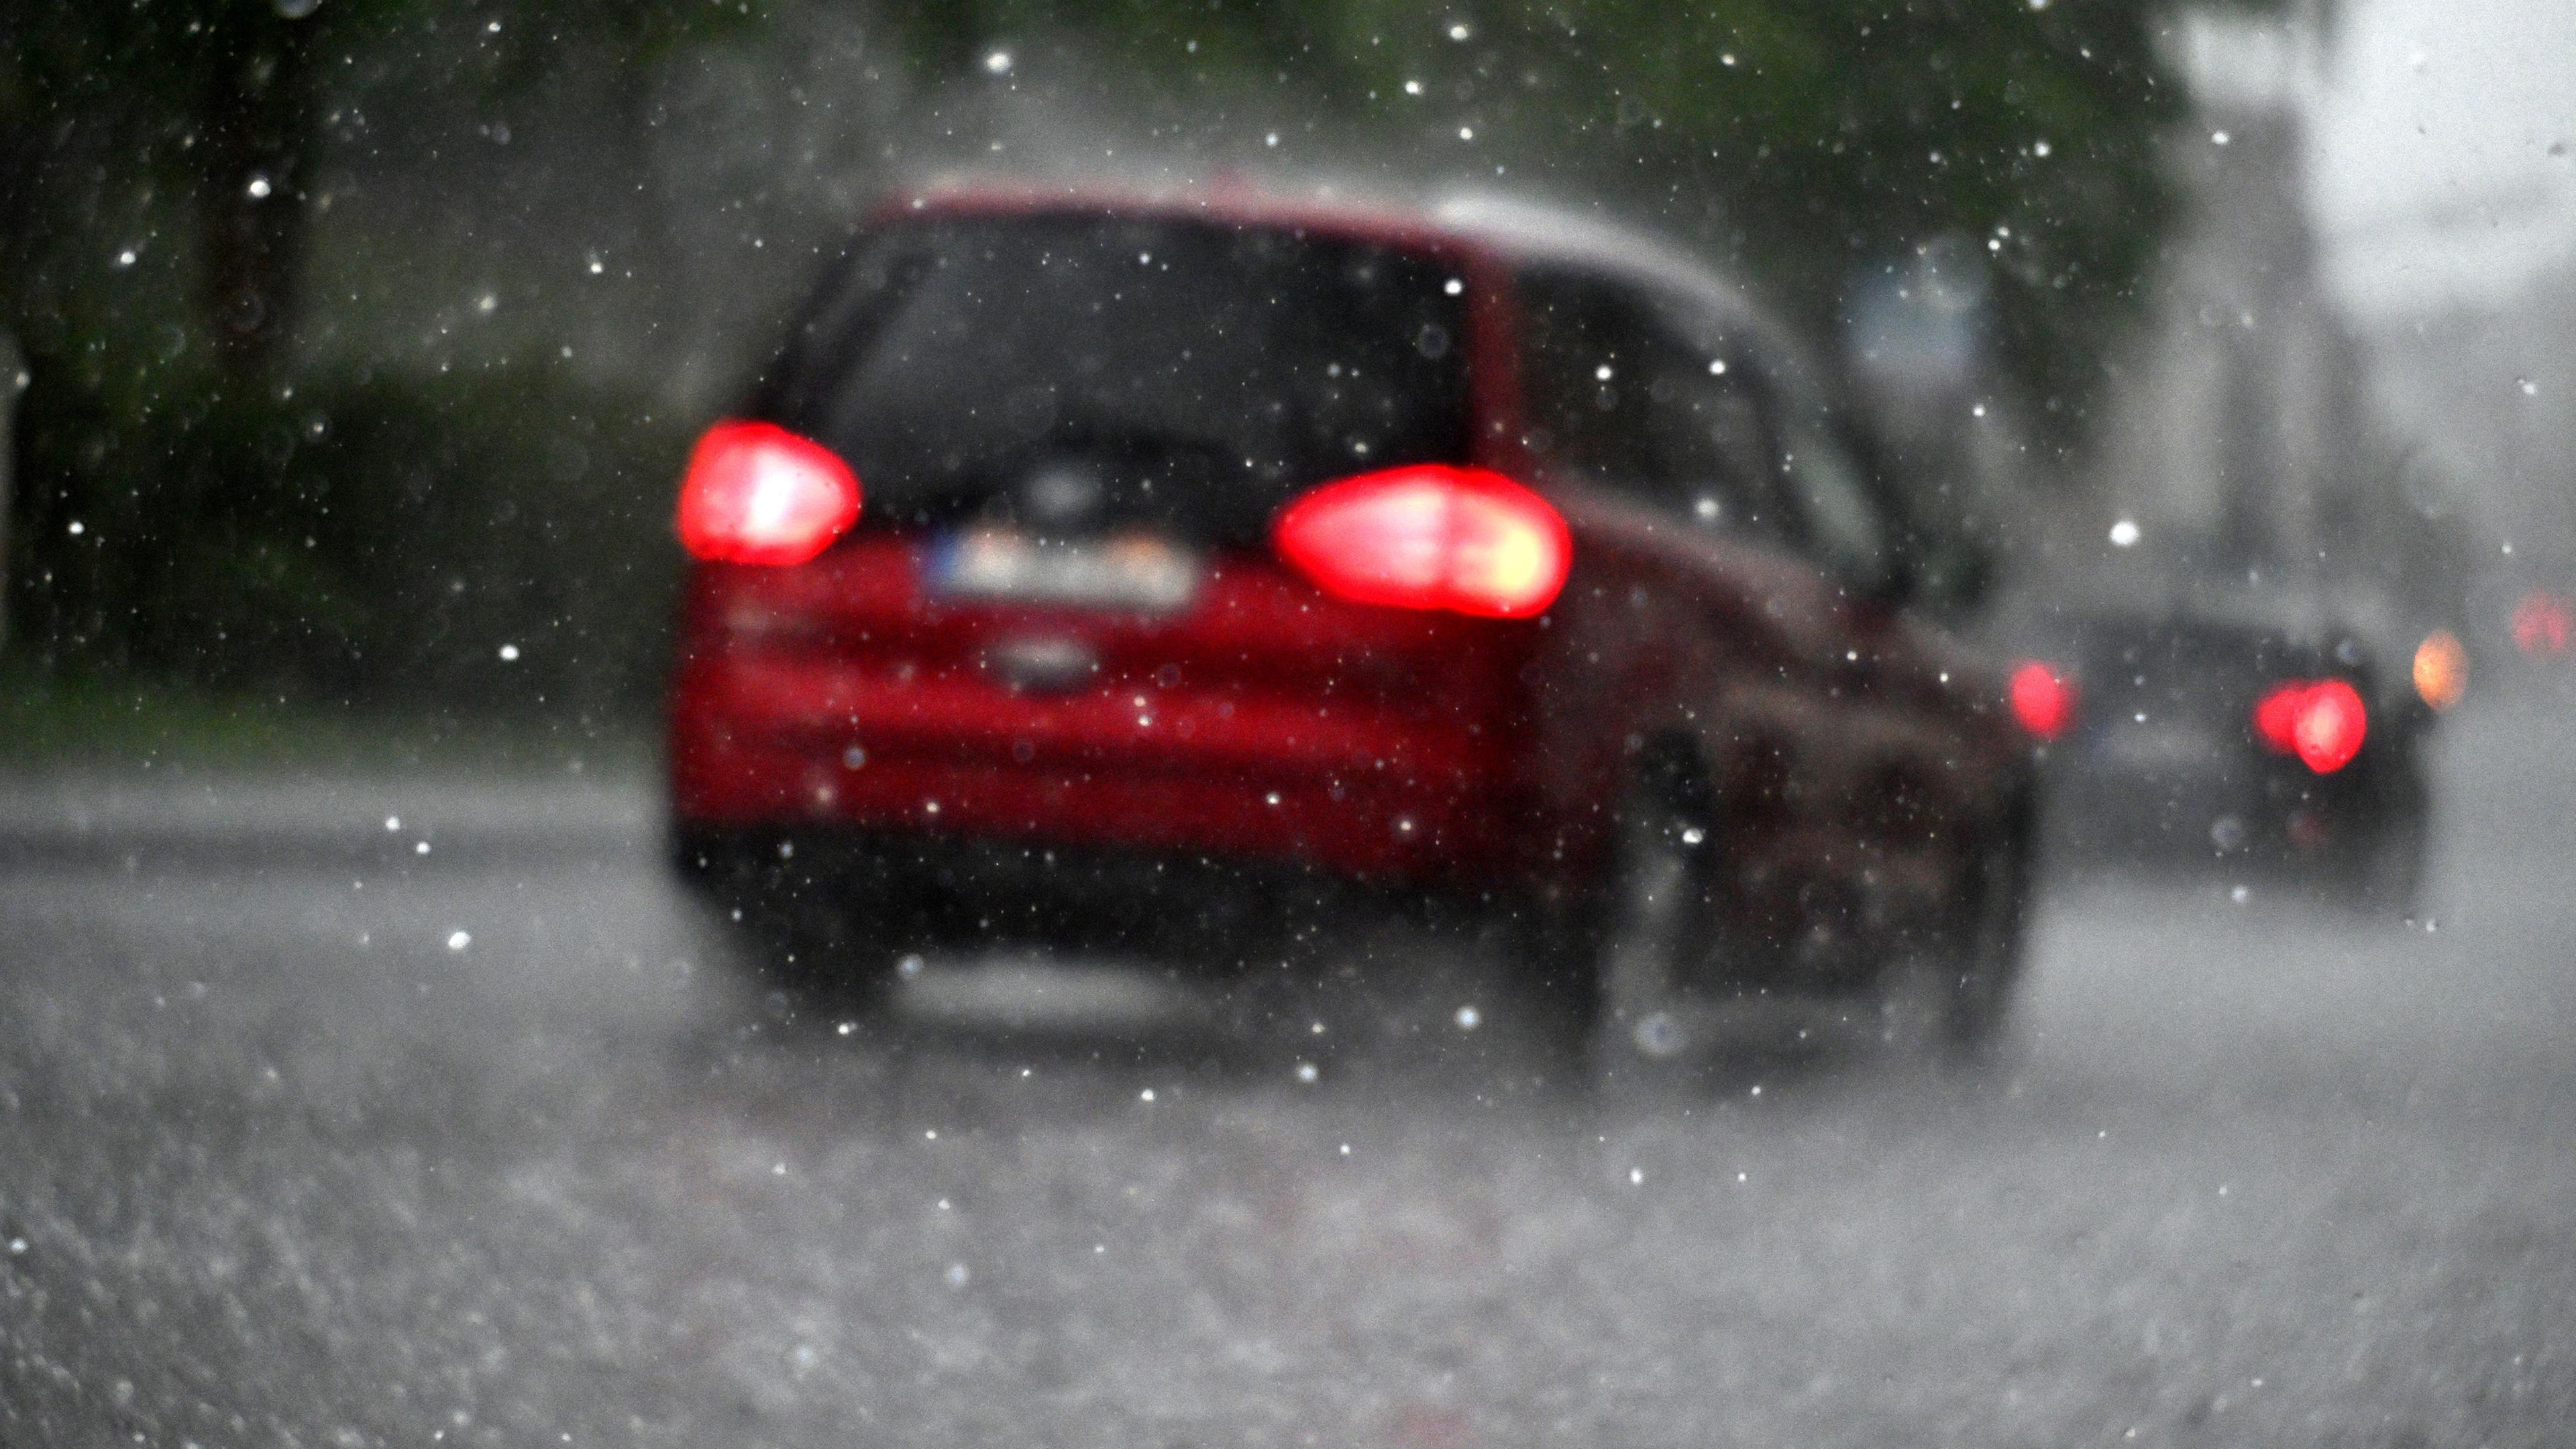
left=1841, top=235, right=2052, bottom=615
left=2308, top=0, right=2576, bottom=632
left=2334, top=233, right=2576, bottom=639
left=2074, top=11, right=2472, bottom=650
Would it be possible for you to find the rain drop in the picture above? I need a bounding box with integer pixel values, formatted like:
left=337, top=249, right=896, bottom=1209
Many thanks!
left=2108, top=519, right=2141, bottom=548
left=445, top=930, right=471, bottom=951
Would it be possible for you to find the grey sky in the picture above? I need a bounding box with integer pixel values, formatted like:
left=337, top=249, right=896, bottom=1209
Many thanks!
left=2308, top=0, right=2576, bottom=313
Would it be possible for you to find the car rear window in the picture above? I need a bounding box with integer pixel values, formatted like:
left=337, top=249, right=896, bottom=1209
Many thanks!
left=2079, top=617, right=2334, bottom=722
left=770, top=213, right=1472, bottom=543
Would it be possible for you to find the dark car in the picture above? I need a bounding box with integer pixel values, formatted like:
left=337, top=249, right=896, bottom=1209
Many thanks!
left=2019, top=603, right=2433, bottom=904
left=664, top=182, right=2043, bottom=1074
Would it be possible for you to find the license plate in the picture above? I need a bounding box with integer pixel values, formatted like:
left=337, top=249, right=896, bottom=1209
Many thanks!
left=2096, top=720, right=2224, bottom=771
left=927, top=527, right=1201, bottom=614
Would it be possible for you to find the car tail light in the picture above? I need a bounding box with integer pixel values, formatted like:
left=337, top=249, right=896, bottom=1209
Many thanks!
left=1272, top=465, right=1571, bottom=619
left=2007, top=661, right=2077, bottom=741
left=2413, top=629, right=2468, bottom=711
left=675, top=421, right=861, bottom=566
left=2251, top=678, right=2367, bottom=773
left=2512, top=589, right=2573, bottom=658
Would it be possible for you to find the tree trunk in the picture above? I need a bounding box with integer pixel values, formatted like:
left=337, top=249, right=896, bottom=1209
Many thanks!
left=0, top=329, right=19, bottom=651
left=196, top=7, right=316, bottom=381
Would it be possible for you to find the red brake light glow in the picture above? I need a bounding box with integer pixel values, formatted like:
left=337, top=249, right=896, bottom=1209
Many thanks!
left=2251, top=678, right=2367, bottom=773
left=676, top=421, right=861, bottom=566
left=1272, top=465, right=1572, bottom=619
left=2007, top=661, right=2078, bottom=742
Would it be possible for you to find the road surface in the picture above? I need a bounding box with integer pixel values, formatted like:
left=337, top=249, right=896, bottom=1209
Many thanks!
left=1, top=698, right=2571, bottom=1447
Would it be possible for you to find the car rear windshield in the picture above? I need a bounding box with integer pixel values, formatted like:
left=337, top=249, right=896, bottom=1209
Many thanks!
left=2080, top=616, right=2339, bottom=717
left=769, top=212, right=1472, bottom=543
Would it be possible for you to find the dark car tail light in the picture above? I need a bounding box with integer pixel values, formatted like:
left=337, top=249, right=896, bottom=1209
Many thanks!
left=2252, top=678, right=2367, bottom=773
left=2007, top=661, right=2078, bottom=742
left=676, top=421, right=861, bottom=566
left=1272, top=465, right=1571, bottom=620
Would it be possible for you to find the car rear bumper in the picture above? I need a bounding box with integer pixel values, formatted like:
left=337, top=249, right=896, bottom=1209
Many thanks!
left=2043, top=730, right=2413, bottom=862
left=674, top=819, right=1371, bottom=967
left=668, top=654, right=1527, bottom=884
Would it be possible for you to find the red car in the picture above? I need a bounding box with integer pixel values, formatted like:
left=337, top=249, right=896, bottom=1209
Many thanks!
left=667, top=183, right=2040, bottom=1069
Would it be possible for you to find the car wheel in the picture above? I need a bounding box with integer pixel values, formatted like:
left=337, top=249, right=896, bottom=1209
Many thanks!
left=1883, top=798, right=2034, bottom=1064
left=674, top=828, right=899, bottom=1018
left=2343, top=757, right=2430, bottom=913
left=1588, top=757, right=1724, bottom=1089
left=1946, top=811, right=2035, bottom=1055
left=2341, top=809, right=2427, bottom=914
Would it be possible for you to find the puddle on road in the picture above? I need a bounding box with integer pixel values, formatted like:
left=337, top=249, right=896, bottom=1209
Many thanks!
left=894, top=954, right=1208, bottom=1034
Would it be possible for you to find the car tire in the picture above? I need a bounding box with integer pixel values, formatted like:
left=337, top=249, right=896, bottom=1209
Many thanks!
left=673, top=828, right=899, bottom=1018
left=1882, top=791, right=2035, bottom=1064
left=1586, top=754, right=1729, bottom=1090
left=1945, top=806, right=2037, bottom=1057
left=2343, top=752, right=2430, bottom=913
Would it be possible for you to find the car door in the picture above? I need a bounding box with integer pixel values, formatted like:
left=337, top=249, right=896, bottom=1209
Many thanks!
left=1509, top=264, right=1831, bottom=924
left=1513, top=262, right=1978, bottom=965
left=1730, top=325, right=2003, bottom=951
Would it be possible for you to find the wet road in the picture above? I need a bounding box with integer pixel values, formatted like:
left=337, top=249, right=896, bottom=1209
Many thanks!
left=3, top=699, right=2573, bottom=1448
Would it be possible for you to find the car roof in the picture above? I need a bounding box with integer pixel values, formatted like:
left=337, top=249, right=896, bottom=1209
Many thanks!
left=883, top=176, right=1819, bottom=390
left=878, top=176, right=1477, bottom=259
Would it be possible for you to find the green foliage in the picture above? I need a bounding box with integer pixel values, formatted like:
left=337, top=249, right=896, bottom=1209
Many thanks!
left=898, top=0, right=2193, bottom=429
left=9, top=366, right=691, bottom=714
left=0, top=0, right=2255, bottom=719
